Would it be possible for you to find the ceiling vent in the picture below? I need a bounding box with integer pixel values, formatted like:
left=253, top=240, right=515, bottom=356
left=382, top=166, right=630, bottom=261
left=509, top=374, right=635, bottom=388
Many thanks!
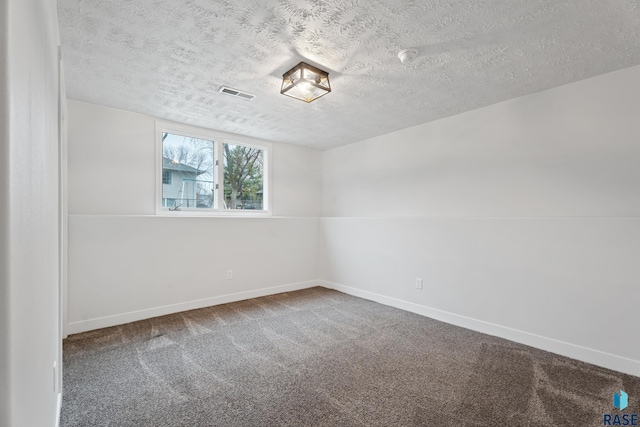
left=218, top=86, right=256, bottom=101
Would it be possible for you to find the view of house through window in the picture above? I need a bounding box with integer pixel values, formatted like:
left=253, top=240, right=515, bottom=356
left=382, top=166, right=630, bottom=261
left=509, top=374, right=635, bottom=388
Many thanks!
left=162, top=133, right=214, bottom=209
left=160, top=128, right=267, bottom=212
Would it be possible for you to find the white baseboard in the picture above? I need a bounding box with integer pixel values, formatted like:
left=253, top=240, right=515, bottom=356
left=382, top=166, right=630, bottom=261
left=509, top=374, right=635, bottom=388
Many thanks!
left=55, top=392, right=62, bottom=427
left=320, top=280, right=640, bottom=377
left=66, top=280, right=320, bottom=335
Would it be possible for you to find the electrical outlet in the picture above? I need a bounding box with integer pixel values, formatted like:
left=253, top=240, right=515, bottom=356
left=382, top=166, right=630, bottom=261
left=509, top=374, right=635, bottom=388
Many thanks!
left=415, top=278, right=423, bottom=290
left=226, top=270, right=233, bottom=280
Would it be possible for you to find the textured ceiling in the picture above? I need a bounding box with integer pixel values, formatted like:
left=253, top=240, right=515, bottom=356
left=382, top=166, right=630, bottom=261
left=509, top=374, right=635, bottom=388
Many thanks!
left=58, top=0, right=640, bottom=150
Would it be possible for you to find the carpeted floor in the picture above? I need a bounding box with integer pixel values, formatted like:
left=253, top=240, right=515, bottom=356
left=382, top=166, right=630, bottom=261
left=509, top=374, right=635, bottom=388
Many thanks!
left=61, top=287, right=639, bottom=426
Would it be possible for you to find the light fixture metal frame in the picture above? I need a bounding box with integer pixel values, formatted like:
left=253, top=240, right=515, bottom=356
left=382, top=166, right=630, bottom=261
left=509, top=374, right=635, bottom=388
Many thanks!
left=280, top=61, right=331, bottom=103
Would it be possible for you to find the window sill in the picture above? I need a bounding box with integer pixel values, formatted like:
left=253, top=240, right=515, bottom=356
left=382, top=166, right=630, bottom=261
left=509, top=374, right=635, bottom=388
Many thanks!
left=155, top=209, right=272, bottom=217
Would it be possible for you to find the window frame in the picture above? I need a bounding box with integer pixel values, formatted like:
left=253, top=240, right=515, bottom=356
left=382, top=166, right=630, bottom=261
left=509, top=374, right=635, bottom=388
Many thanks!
left=155, top=121, right=271, bottom=216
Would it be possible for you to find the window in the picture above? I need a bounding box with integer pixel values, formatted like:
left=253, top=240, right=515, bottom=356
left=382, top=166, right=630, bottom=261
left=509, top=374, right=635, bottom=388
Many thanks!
left=157, top=123, right=269, bottom=214
left=224, top=143, right=264, bottom=210
left=162, top=170, right=172, bottom=185
left=161, top=133, right=214, bottom=210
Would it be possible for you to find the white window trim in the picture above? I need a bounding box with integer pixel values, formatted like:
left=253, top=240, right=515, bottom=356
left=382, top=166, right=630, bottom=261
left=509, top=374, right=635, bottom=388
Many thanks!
left=155, top=121, right=271, bottom=216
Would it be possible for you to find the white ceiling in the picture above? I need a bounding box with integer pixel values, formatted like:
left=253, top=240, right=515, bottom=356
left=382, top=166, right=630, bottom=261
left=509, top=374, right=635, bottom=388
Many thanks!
left=58, top=0, right=640, bottom=150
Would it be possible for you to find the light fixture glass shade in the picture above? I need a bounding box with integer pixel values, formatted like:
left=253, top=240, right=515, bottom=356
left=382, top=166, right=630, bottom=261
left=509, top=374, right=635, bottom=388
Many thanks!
left=281, top=62, right=331, bottom=103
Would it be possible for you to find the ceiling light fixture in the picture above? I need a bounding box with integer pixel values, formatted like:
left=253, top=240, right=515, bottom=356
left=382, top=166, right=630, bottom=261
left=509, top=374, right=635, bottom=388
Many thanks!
left=281, top=62, right=331, bottom=103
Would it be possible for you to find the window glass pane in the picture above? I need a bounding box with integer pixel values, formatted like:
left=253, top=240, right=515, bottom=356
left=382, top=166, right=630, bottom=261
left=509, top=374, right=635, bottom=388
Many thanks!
left=223, top=143, right=264, bottom=210
left=162, top=133, right=214, bottom=209
left=162, top=170, right=171, bottom=185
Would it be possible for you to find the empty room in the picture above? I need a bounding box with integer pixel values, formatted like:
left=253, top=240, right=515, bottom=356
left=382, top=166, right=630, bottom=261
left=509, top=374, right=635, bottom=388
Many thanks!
left=2, top=0, right=640, bottom=426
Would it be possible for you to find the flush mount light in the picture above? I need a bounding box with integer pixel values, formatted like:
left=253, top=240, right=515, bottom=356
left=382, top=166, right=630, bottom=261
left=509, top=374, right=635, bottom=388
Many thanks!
left=281, top=62, right=331, bottom=103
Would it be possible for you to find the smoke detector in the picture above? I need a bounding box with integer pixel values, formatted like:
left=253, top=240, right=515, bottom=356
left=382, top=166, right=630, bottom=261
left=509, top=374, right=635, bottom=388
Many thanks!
left=398, top=48, right=419, bottom=65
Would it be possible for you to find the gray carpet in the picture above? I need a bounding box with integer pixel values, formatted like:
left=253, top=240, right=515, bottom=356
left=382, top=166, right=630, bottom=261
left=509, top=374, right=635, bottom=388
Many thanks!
left=61, top=287, right=639, bottom=426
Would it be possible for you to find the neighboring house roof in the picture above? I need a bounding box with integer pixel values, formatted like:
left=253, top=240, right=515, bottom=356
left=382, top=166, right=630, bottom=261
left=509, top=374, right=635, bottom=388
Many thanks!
left=162, top=157, right=206, bottom=175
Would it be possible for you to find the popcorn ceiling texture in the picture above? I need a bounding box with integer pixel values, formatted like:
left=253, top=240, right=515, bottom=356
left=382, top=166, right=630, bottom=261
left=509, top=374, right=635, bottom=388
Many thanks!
left=58, top=0, right=640, bottom=149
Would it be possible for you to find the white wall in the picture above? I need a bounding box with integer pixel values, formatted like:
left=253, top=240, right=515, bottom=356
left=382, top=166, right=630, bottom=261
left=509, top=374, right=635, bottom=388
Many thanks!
left=0, top=2, right=8, bottom=419
left=67, top=101, right=322, bottom=333
left=0, top=1, right=62, bottom=426
left=321, top=64, right=640, bottom=376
